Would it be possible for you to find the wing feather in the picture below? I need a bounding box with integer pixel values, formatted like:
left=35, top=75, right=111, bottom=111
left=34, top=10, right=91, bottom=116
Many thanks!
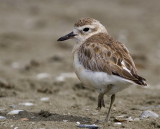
left=78, top=33, right=147, bottom=86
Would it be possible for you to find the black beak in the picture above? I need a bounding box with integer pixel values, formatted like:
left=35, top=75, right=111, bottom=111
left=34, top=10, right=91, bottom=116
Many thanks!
left=57, top=32, right=76, bottom=41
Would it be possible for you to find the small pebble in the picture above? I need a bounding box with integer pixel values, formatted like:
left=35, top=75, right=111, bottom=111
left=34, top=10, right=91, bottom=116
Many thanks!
left=77, top=124, right=99, bottom=129
left=36, top=73, right=50, bottom=80
left=8, top=110, right=24, bottom=115
left=40, top=97, right=49, bottom=102
left=76, top=121, right=80, bottom=125
left=114, top=122, right=122, bottom=126
left=0, top=116, right=6, bottom=121
left=19, top=102, right=34, bottom=106
left=140, top=110, right=159, bottom=119
left=63, top=120, right=68, bottom=122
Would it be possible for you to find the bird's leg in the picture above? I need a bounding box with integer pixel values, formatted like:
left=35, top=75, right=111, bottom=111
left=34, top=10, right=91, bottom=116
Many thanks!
left=105, top=94, right=115, bottom=122
left=96, top=93, right=105, bottom=110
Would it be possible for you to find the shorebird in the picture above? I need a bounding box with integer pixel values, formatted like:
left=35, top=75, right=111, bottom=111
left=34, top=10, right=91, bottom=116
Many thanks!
left=57, top=17, right=147, bottom=122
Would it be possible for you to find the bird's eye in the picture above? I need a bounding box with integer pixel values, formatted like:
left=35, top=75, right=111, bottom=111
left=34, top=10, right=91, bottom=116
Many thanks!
left=83, top=28, right=89, bottom=32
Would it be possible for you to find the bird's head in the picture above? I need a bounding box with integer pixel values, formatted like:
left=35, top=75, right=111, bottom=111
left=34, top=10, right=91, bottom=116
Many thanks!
left=57, top=17, right=108, bottom=43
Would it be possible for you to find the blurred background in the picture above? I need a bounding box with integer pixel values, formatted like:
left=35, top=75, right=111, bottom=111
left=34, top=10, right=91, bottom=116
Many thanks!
left=0, top=0, right=159, bottom=128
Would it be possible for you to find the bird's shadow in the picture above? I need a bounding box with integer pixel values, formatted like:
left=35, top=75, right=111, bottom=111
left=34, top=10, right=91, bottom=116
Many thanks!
left=0, top=110, right=92, bottom=124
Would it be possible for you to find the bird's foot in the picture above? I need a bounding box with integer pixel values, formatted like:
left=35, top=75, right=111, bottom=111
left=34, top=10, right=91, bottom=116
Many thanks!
left=96, top=93, right=105, bottom=110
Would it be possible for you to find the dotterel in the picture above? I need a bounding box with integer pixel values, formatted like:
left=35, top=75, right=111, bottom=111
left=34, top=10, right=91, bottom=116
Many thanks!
left=57, top=17, right=147, bottom=122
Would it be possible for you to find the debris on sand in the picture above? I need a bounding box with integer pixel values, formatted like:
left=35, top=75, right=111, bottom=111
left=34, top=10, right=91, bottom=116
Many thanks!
left=37, top=88, right=53, bottom=94
left=115, top=115, right=134, bottom=122
left=24, top=60, right=40, bottom=71
left=9, top=104, right=17, bottom=108
left=140, top=110, right=159, bottom=119
left=20, top=118, right=29, bottom=121
left=38, top=110, right=52, bottom=118
left=76, top=122, right=99, bottom=129
left=8, top=110, right=24, bottom=115
left=19, top=102, right=34, bottom=106
left=48, top=55, right=63, bottom=62
left=0, top=78, right=13, bottom=89
left=63, top=120, right=68, bottom=122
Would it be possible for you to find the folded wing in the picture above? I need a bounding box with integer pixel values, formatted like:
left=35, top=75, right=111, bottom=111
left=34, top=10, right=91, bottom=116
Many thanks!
left=78, top=33, right=147, bottom=86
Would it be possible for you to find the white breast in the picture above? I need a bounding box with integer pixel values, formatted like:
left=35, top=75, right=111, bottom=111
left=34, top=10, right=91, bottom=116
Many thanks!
left=73, top=52, right=134, bottom=95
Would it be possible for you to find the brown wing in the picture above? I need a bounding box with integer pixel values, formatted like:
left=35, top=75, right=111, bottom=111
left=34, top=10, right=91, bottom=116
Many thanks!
left=78, top=33, right=147, bottom=86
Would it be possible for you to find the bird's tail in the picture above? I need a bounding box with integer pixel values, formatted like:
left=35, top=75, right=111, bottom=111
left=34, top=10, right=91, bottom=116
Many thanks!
left=133, top=74, right=147, bottom=86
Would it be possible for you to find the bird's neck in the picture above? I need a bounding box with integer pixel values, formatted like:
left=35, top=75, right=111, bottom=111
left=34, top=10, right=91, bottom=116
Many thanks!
left=72, top=26, right=108, bottom=54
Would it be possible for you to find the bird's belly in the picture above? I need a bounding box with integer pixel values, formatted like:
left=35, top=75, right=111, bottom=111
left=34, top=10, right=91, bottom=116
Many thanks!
left=76, top=69, right=131, bottom=94
left=73, top=53, right=133, bottom=95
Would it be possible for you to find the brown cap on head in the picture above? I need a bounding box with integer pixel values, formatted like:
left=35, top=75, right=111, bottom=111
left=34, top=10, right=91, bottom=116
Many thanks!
left=74, top=17, right=97, bottom=27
